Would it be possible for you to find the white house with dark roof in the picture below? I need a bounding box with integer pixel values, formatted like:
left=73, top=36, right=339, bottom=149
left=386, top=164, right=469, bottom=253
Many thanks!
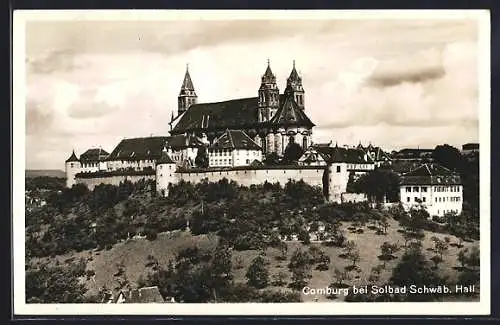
left=299, top=143, right=375, bottom=176
left=399, top=163, right=463, bottom=217
left=208, top=129, right=262, bottom=168
left=79, top=148, right=109, bottom=173
left=104, top=136, right=170, bottom=172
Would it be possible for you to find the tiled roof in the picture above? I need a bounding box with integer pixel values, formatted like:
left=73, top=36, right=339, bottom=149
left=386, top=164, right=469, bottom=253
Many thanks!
left=165, top=134, right=205, bottom=149
left=171, top=94, right=315, bottom=134
left=65, top=150, right=79, bottom=163
left=157, top=150, right=175, bottom=164
left=269, top=94, right=314, bottom=128
left=106, top=136, right=169, bottom=161
left=128, top=286, right=164, bottom=303
left=393, top=148, right=434, bottom=159
left=210, top=129, right=261, bottom=150
left=80, top=148, right=109, bottom=163
left=314, top=145, right=373, bottom=164
left=359, top=145, right=391, bottom=162
left=400, top=163, right=462, bottom=185
left=172, top=97, right=260, bottom=133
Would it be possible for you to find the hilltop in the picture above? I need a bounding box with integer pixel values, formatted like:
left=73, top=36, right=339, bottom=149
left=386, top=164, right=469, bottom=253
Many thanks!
left=26, top=178, right=480, bottom=303
left=26, top=169, right=65, bottom=178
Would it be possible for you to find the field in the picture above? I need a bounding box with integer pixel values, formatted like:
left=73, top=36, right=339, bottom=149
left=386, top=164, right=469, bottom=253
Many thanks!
left=26, top=169, right=66, bottom=178
left=42, top=216, right=478, bottom=302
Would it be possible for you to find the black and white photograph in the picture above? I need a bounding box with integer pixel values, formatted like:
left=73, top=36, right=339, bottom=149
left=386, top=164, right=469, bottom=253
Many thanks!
left=13, top=10, right=490, bottom=315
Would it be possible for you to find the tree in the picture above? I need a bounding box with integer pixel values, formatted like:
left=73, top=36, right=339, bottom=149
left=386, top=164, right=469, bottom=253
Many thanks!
left=271, top=271, right=288, bottom=287
left=351, top=169, right=401, bottom=202
left=378, top=215, right=390, bottom=234
left=379, top=241, right=400, bottom=267
left=430, top=255, right=443, bottom=269
left=194, top=146, right=209, bottom=168
left=342, top=240, right=357, bottom=257
left=346, top=249, right=361, bottom=268
left=113, top=261, right=132, bottom=292
left=332, top=268, right=351, bottom=288
left=288, top=249, right=312, bottom=290
left=390, top=241, right=445, bottom=301
left=282, top=136, right=305, bottom=164
left=432, top=144, right=463, bottom=172
left=246, top=255, right=270, bottom=289
left=263, top=152, right=280, bottom=166
left=25, top=260, right=88, bottom=303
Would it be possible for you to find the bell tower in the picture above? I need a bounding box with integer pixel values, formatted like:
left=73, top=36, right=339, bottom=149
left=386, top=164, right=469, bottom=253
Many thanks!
left=284, top=60, right=305, bottom=110
left=178, top=64, right=198, bottom=116
left=257, top=59, right=280, bottom=121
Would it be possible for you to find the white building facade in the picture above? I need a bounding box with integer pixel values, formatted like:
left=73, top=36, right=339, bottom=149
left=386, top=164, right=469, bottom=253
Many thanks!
left=399, top=163, right=463, bottom=217
left=208, top=130, right=263, bottom=168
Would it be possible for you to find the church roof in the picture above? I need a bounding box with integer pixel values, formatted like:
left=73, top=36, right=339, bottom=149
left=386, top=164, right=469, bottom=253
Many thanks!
left=171, top=94, right=315, bottom=134
left=165, top=134, right=206, bottom=149
left=80, top=148, right=109, bottom=163
left=65, top=150, right=79, bottom=163
left=269, top=94, right=314, bottom=128
left=180, top=66, right=195, bottom=93
left=157, top=151, right=175, bottom=164
left=107, top=136, right=169, bottom=161
left=400, top=163, right=461, bottom=185
left=210, top=129, right=262, bottom=151
left=172, top=97, right=260, bottom=133
left=261, top=60, right=276, bottom=83
left=287, top=61, right=301, bottom=83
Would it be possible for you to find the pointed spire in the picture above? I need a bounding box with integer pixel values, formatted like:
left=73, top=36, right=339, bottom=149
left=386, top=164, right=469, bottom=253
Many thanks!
left=65, top=149, right=79, bottom=163
left=180, top=64, right=195, bottom=91
left=288, top=60, right=301, bottom=82
left=263, top=59, right=275, bottom=79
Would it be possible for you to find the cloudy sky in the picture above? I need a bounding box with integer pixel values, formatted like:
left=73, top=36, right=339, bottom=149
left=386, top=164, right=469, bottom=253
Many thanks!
left=23, top=13, right=481, bottom=170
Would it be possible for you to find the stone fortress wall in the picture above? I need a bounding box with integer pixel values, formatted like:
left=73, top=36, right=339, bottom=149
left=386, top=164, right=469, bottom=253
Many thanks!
left=75, top=163, right=352, bottom=203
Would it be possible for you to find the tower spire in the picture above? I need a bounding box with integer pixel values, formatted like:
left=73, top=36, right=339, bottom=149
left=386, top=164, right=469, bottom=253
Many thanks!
left=178, top=64, right=197, bottom=115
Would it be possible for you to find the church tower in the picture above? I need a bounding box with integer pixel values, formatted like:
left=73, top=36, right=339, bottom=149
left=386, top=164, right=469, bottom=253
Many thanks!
left=178, top=64, right=198, bottom=116
left=284, top=60, right=305, bottom=110
left=258, top=60, right=280, bottom=121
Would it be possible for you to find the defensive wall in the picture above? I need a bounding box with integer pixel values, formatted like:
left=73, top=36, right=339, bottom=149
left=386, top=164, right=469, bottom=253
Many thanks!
left=75, top=163, right=350, bottom=203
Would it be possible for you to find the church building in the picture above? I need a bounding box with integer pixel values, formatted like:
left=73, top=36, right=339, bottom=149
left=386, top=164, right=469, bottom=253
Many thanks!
left=169, top=60, right=315, bottom=157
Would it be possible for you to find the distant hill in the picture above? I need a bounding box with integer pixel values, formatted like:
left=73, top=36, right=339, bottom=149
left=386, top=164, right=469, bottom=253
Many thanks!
left=26, top=169, right=65, bottom=178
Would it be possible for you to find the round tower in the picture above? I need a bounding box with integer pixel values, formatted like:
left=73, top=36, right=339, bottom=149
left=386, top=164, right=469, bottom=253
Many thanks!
left=65, top=150, right=81, bottom=188
left=156, top=149, right=177, bottom=197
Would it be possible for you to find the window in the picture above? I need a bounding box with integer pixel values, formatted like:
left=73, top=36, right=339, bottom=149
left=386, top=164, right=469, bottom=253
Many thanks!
left=435, top=197, right=438, bottom=202
left=422, top=197, right=426, bottom=202
left=413, top=186, right=419, bottom=192
left=336, top=166, right=341, bottom=173
left=228, top=159, right=232, bottom=165
left=246, top=159, right=250, bottom=164
left=421, top=187, right=427, bottom=192
left=406, top=187, right=411, bottom=192
left=414, top=197, right=418, bottom=202
left=407, top=197, right=410, bottom=202
left=302, top=136, right=308, bottom=149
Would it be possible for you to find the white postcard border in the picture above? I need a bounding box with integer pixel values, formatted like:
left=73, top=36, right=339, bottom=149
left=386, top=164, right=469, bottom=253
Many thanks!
left=13, top=9, right=491, bottom=316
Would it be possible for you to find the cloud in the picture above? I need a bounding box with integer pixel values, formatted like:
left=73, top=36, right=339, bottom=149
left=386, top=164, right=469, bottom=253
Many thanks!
left=23, top=19, right=480, bottom=169
left=308, top=41, right=478, bottom=131
left=368, top=66, right=445, bottom=88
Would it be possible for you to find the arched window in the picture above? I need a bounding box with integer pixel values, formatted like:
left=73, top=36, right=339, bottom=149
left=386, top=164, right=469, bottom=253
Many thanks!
left=302, top=136, right=308, bottom=149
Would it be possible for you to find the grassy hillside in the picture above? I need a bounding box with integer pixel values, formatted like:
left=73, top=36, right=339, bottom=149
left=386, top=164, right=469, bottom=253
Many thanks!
left=26, top=169, right=65, bottom=178
left=39, top=217, right=478, bottom=302
left=27, top=179, right=480, bottom=303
